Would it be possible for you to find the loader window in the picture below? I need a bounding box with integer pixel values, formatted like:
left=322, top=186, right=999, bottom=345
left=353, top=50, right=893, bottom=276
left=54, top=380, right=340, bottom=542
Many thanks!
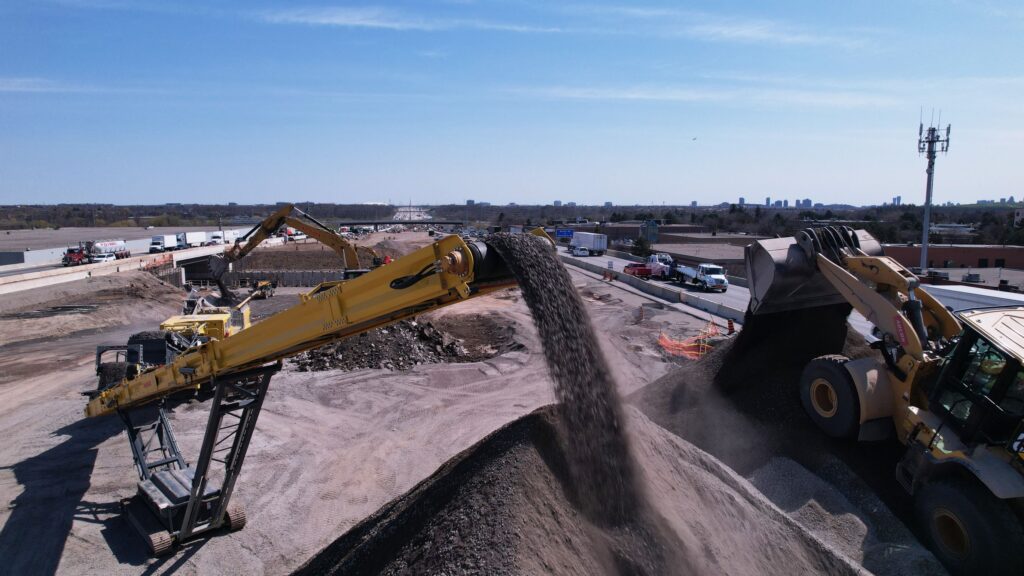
left=931, top=330, right=1024, bottom=444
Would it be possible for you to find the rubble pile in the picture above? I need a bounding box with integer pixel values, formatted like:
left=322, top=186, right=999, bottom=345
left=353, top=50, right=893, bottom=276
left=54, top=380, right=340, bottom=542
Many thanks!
left=290, top=317, right=516, bottom=372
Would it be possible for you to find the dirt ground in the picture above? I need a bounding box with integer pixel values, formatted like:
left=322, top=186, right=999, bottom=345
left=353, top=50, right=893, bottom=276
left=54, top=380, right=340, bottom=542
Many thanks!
left=0, top=266, right=692, bottom=575
left=0, top=258, right=941, bottom=575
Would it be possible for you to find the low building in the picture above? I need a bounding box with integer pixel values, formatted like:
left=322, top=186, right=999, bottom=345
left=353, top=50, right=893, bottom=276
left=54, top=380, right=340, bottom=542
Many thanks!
left=884, top=244, right=1024, bottom=269
left=652, top=243, right=746, bottom=276
left=658, top=232, right=766, bottom=247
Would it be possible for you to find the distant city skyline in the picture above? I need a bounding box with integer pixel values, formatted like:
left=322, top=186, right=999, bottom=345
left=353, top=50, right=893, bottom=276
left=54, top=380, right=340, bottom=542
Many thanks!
left=1, top=1, right=1021, bottom=206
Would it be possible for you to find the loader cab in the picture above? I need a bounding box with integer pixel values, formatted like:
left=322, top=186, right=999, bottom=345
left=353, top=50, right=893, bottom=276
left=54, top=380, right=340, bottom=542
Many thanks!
left=929, top=318, right=1024, bottom=448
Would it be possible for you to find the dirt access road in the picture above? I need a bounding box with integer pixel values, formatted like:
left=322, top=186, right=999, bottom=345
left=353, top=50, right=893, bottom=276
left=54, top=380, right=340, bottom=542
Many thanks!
left=0, top=267, right=697, bottom=575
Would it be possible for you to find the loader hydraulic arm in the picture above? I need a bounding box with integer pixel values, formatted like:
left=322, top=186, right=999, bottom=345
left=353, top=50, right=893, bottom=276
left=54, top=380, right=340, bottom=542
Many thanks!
left=85, top=234, right=516, bottom=418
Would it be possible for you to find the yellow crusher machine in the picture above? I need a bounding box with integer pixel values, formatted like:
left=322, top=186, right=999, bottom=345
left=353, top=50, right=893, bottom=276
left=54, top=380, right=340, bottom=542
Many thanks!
left=748, top=226, right=1024, bottom=575
left=85, top=232, right=543, bottom=555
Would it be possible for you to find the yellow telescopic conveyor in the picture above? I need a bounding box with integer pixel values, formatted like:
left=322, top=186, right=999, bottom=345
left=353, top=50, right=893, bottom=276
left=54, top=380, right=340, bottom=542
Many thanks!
left=85, top=234, right=520, bottom=418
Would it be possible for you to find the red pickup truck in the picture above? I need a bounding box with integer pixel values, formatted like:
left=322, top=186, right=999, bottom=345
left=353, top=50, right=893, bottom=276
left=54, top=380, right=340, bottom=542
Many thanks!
left=622, top=263, right=652, bottom=279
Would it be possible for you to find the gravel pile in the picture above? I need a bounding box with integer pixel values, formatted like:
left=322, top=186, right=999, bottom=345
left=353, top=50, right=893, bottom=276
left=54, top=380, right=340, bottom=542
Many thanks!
left=290, top=319, right=501, bottom=372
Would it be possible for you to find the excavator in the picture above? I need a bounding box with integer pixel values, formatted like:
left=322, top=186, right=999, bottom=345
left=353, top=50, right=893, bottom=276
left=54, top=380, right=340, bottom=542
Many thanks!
left=208, top=203, right=378, bottom=300
left=747, top=226, right=1024, bottom=575
left=84, top=232, right=545, bottom=555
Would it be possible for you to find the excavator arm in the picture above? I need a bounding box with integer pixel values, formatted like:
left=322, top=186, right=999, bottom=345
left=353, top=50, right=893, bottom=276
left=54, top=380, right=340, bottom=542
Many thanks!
left=86, top=234, right=516, bottom=417
left=210, top=204, right=375, bottom=279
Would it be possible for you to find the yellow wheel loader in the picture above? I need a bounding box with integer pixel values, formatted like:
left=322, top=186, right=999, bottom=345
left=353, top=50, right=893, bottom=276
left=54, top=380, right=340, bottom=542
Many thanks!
left=747, top=226, right=1024, bottom=575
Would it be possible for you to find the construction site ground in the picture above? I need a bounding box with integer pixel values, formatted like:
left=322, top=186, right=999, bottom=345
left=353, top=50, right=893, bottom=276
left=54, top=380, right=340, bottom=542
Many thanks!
left=0, top=238, right=944, bottom=575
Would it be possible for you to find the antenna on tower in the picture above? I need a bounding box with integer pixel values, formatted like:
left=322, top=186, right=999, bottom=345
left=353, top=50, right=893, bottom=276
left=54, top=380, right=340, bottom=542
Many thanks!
left=917, top=111, right=952, bottom=273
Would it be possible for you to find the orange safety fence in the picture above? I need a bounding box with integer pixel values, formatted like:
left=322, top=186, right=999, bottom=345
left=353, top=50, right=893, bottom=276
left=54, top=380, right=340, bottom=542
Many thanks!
left=658, top=320, right=722, bottom=359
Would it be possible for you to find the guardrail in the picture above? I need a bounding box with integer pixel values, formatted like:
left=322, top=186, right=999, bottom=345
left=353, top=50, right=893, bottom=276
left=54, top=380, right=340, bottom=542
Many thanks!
left=559, top=255, right=745, bottom=323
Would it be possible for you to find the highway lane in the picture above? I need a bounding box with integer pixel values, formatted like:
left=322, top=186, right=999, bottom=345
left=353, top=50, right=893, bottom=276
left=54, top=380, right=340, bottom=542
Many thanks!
left=563, top=250, right=751, bottom=311
left=0, top=262, right=63, bottom=278
left=562, top=249, right=875, bottom=338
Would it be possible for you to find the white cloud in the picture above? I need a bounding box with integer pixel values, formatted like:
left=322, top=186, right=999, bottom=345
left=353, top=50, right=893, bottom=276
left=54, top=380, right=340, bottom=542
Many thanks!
left=509, top=83, right=900, bottom=109
left=0, top=77, right=98, bottom=93
left=562, top=4, right=870, bottom=48
left=258, top=7, right=562, bottom=33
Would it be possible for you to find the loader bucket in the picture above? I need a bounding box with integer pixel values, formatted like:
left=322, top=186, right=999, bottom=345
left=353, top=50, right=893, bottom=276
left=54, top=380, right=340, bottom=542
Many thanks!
left=745, top=229, right=882, bottom=315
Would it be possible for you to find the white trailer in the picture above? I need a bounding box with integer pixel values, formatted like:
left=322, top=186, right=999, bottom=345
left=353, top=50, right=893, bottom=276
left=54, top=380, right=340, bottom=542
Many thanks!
left=176, top=231, right=207, bottom=249
left=149, top=235, right=178, bottom=253
left=569, top=232, right=608, bottom=256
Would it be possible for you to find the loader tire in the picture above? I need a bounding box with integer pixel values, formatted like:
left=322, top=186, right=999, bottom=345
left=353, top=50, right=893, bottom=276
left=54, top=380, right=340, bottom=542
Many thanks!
left=915, top=477, right=1024, bottom=576
left=799, top=355, right=859, bottom=439
left=97, top=362, right=128, bottom=391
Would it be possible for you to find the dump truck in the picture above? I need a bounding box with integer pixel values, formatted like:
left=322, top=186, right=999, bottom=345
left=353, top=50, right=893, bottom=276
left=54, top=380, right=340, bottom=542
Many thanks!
left=746, top=226, right=1024, bottom=575
left=84, top=230, right=552, bottom=556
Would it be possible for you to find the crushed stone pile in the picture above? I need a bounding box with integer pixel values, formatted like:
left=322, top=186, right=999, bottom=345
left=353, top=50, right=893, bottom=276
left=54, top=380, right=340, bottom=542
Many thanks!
left=289, top=315, right=519, bottom=372
left=629, top=305, right=946, bottom=575
left=292, top=235, right=866, bottom=576
left=292, top=407, right=863, bottom=576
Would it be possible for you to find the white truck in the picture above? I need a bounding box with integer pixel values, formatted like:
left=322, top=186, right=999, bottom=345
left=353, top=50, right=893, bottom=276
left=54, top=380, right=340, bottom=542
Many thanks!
left=645, top=254, right=674, bottom=279
left=208, top=229, right=240, bottom=245
left=568, top=232, right=607, bottom=257
left=176, top=231, right=207, bottom=249
left=149, top=234, right=178, bottom=253
left=677, top=263, right=730, bottom=292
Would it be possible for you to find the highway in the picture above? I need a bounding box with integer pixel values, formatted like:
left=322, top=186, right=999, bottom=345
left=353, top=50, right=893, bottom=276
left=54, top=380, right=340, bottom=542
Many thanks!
left=562, top=249, right=875, bottom=337
left=0, top=262, right=63, bottom=278
left=563, top=250, right=751, bottom=310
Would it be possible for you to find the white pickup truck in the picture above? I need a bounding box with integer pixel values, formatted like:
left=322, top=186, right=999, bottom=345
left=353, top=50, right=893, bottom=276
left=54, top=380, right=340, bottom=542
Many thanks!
left=677, top=263, right=730, bottom=292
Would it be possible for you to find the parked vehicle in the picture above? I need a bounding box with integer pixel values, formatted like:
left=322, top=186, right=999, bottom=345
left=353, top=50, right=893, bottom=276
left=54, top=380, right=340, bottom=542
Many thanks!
left=149, top=235, right=178, bottom=253
left=623, top=262, right=652, bottom=279
left=176, top=231, right=207, bottom=249
left=677, top=263, right=729, bottom=292
left=569, top=232, right=607, bottom=256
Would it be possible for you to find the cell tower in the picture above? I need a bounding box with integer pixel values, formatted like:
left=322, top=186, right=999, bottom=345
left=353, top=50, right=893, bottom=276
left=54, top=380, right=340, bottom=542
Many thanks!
left=917, top=118, right=951, bottom=272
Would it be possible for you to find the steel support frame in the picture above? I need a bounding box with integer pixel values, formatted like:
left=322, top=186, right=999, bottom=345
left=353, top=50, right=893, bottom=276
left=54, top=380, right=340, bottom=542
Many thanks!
left=120, top=405, right=187, bottom=481
left=178, top=363, right=278, bottom=541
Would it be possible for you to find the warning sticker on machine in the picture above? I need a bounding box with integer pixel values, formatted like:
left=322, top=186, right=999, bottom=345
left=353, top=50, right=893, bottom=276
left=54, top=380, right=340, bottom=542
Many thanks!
left=894, top=315, right=908, bottom=346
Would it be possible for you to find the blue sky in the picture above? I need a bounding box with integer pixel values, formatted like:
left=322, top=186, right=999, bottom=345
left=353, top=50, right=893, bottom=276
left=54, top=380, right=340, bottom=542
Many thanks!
left=1, top=1, right=1022, bottom=206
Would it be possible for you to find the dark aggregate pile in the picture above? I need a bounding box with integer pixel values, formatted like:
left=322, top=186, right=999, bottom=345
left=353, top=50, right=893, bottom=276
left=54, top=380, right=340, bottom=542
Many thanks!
left=294, top=408, right=600, bottom=576
left=290, top=318, right=512, bottom=372
left=294, top=234, right=681, bottom=575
